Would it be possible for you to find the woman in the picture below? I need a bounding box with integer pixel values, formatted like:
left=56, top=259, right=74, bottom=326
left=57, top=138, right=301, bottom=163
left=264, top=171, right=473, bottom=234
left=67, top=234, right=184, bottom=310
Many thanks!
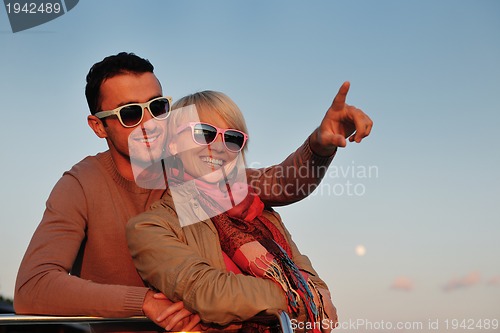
left=126, top=91, right=337, bottom=332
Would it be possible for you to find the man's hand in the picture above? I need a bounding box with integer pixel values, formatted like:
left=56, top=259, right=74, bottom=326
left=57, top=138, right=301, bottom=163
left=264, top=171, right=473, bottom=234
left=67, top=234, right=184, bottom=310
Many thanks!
left=310, top=81, right=373, bottom=156
left=318, top=288, right=338, bottom=332
left=142, top=290, right=201, bottom=331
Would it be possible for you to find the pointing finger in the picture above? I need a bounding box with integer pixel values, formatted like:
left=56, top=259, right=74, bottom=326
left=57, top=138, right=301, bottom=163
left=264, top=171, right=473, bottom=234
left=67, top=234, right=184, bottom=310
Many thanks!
left=331, top=81, right=350, bottom=111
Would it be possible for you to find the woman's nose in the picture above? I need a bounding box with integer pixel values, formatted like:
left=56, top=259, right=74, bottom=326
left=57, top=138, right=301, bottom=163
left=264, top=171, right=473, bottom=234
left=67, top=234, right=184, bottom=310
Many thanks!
left=214, top=132, right=224, bottom=142
left=208, top=133, right=226, bottom=152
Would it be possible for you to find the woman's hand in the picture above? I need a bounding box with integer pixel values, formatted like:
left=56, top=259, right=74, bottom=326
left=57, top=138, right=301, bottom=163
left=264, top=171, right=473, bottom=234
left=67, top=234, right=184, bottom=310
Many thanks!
left=142, top=291, right=201, bottom=331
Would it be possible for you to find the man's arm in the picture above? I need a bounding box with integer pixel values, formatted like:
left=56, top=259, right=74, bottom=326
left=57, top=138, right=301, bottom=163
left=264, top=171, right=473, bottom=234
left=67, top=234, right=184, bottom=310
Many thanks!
left=14, top=174, right=149, bottom=317
left=14, top=173, right=196, bottom=330
left=246, top=136, right=335, bottom=206
left=248, top=81, right=373, bottom=206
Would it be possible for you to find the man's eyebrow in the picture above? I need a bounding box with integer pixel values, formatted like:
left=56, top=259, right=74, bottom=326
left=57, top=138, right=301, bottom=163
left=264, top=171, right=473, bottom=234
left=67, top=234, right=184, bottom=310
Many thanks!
left=113, top=95, right=163, bottom=108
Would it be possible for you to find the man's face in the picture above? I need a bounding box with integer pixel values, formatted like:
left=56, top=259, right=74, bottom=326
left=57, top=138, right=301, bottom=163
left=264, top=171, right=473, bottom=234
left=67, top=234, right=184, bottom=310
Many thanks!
left=97, top=72, right=166, bottom=172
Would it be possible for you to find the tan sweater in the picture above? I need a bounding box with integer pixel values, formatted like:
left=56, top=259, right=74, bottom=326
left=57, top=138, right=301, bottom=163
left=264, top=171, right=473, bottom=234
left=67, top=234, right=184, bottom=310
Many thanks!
left=14, top=138, right=334, bottom=317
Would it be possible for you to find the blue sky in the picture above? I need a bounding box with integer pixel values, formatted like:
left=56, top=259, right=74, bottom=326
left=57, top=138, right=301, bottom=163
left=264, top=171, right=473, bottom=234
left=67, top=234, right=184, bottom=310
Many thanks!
left=1, top=0, right=499, bottom=330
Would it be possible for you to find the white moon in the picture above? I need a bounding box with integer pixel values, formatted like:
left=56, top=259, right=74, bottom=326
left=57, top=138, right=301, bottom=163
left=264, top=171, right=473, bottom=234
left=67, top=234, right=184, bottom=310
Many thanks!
left=355, top=245, right=366, bottom=256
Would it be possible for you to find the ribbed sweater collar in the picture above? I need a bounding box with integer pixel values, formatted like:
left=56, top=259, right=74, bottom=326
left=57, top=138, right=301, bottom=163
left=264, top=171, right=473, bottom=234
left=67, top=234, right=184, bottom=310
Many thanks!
left=96, top=151, right=152, bottom=194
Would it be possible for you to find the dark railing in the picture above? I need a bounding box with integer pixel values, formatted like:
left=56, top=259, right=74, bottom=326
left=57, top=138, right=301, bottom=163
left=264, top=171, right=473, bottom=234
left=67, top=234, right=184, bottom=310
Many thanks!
left=0, top=311, right=293, bottom=333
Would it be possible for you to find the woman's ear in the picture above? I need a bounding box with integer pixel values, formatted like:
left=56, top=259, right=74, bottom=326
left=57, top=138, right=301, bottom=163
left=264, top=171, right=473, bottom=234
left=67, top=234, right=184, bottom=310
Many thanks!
left=87, top=115, right=108, bottom=138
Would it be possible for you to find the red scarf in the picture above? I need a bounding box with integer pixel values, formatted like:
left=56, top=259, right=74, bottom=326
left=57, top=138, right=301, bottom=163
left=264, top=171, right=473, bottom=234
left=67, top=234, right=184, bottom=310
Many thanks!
left=196, top=184, right=323, bottom=332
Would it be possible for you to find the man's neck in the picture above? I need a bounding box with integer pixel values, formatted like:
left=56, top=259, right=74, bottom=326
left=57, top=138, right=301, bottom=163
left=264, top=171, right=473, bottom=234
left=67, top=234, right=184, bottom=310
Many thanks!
left=108, top=149, right=135, bottom=181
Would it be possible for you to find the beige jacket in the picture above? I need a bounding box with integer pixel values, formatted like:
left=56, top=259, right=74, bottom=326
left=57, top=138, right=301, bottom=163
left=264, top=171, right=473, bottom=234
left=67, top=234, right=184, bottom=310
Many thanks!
left=127, top=190, right=328, bottom=326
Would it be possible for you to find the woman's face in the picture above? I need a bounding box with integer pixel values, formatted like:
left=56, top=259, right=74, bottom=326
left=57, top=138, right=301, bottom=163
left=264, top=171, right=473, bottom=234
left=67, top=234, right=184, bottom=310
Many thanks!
left=170, top=110, right=242, bottom=183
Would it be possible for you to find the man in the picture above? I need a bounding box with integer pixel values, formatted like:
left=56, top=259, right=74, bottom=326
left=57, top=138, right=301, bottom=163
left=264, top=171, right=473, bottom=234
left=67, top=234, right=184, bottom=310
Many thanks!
left=14, top=52, right=372, bottom=330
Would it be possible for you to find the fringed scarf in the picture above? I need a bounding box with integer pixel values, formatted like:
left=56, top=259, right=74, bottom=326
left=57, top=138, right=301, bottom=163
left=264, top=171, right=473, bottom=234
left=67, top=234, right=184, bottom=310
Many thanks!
left=196, top=184, right=324, bottom=333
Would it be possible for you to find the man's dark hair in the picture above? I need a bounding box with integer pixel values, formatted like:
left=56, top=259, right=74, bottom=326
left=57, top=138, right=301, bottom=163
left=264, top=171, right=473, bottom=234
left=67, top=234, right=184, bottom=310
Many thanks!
left=85, top=52, right=154, bottom=115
